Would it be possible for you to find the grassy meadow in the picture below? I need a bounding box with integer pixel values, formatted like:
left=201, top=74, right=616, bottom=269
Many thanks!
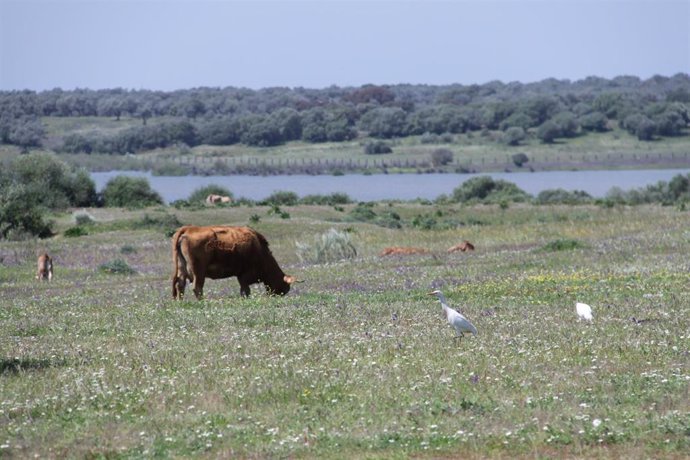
left=0, top=202, right=689, bottom=458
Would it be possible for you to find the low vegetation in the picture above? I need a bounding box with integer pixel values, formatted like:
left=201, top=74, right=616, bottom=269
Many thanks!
left=0, top=202, right=687, bottom=458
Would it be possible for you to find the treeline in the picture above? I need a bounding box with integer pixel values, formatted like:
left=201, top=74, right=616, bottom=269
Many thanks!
left=1, top=74, right=689, bottom=153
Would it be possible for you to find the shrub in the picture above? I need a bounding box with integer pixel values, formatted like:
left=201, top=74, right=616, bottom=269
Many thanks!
left=349, top=203, right=377, bottom=222
left=0, top=182, right=53, bottom=240
left=187, top=184, right=233, bottom=204
left=98, top=259, right=136, bottom=275
left=64, top=226, right=88, bottom=237
left=101, top=176, right=163, bottom=208
left=296, top=228, right=357, bottom=264
left=120, top=245, right=137, bottom=254
left=511, top=152, right=529, bottom=167
left=504, top=127, right=526, bottom=146
left=430, top=148, right=454, bottom=167
left=535, top=189, right=593, bottom=205
left=541, top=238, right=585, bottom=251
left=452, top=176, right=530, bottom=203
left=131, top=213, right=181, bottom=235
left=73, top=210, right=95, bottom=226
left=364, top=141, right=392, bottom=155
left=299, top=193, right=352, bottom=205
left=11, top=153, right=97, bottom=209
left=536, top=120, right=560, bottom=143
left=263, top=191, right=299, bottom=206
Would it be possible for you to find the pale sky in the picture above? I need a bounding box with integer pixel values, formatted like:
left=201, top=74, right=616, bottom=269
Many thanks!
left=1, top=0, right=688, bottom=91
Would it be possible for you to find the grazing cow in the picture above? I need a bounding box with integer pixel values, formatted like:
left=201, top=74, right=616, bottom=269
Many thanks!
left=447, top=240, right=475, bottom=253
left=379, top=246, right=429, bottom=256
left=36, top=253, right=53, bottom=281
left=172, top=225, right=298, bottom=299
left=206, top=194, right=232, bottom=204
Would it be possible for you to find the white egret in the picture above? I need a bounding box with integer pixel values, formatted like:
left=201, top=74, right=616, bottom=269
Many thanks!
left=428, top=290, right=477, bottom=339
left=576, top=302, right=593, bottom=321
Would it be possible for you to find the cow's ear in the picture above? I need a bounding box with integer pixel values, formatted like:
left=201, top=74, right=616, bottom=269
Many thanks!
left=284, top=275, right=302, bottom=284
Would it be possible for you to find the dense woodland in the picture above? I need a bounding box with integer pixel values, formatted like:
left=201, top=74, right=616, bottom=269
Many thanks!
left=1, top=74, right=689, bottom=153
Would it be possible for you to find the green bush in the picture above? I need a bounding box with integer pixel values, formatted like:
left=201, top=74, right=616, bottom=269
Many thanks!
left=541, top=238, right=585, bottom=251
left=187, top=184, right=233, bottom=203
left=452, top=176, right=530, bottom=204
left=131, top=213, right=181, bottom=235
left=73, top=211, right=96, bottom=226
left=296, top=228, right=357, bottom=264
left=101, top=176, right=163, bottom=208
left=0, top=182, right=53, bottom=240
left=364, top=141, right=392, bottom=155
left=511, top=152, right=529, bottom=167
left=263, top=191, right=299, bottom=206
left=64, top=226, right=88, bottom=237
left=349, top=203, right=377, bottom=222
left=430, top=148, right=453, bottom=166
left=98, top=259, right=136, bottom=275
left=535, top=189, right=593, bottom=205
left=120, top=245, right=137, bottom=254
left=299, top=193, right=352, bottom=205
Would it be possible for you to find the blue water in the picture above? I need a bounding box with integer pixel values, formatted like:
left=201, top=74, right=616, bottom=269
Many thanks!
left=91, top=169, right=690, bottom=203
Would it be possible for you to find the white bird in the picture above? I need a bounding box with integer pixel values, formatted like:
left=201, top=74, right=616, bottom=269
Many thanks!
left=428, top=290, right=477, bottom=339
left=576, top=302, right=593, bottom=321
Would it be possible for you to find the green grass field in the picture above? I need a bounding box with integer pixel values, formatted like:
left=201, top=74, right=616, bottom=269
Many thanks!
left=1, top=203, right=688, bottom=458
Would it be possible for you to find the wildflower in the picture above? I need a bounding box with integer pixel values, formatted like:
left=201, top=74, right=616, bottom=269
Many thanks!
left=592, top=419, right=602, bottom=428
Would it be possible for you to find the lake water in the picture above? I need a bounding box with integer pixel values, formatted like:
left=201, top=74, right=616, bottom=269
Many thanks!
left=91, top=169, right=690, bottom=203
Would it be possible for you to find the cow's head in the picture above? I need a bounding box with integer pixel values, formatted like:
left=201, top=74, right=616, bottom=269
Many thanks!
left=268, top=275, right=301, bottom=296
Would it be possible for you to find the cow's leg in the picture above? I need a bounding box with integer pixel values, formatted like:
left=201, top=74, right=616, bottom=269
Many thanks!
left=238, top=278, right=251, bottom=297
left=192, top=275, right=205, bottom=300
left=173, top=274, right=186, bottom=299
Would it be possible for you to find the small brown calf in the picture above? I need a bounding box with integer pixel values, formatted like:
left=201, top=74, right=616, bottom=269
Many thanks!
left=379, top=246, right=429, bottom=256
left=447, top=241, right=475, bottom=253
left=36, top=253, right=53, bottom=281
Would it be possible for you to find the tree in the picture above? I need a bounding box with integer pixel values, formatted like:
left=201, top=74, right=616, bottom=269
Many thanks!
left=622, top=112, right=657, bottom=140
left=551, top=111, right=579, bottom=138
left=536, top=120, right=560, bottom=143
left=668, top=174, right=689, bottom=200
left=197, top=118, right=241, bottom=145
left=0, top=182, right=53, bottom=239
left=503, top=127, right=526, bottom=146
left=8, top=116, right=44, bottom=150
left=579, top=111, right=608, bottom=132
left=270, top=108, right=302, bottom=141
left=359, top=107, right=408, bottom=138
left=12, top=153, right=97, bottom=209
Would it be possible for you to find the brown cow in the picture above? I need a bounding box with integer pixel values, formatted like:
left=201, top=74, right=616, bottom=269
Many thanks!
left=379, top=246, right=429, bottom=256
left=172, top=225, right=298, bottom=299
left=36, top=253, right=53, bottom=281
left=447, top=241, right=475, bottom=253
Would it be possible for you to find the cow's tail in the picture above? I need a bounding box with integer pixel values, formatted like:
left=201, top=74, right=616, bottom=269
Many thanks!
left=171, top=228, right=189, bottom=299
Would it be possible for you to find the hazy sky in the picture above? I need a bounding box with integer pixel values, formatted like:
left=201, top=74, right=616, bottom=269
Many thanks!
left=1, top=0, right=688, bottom=91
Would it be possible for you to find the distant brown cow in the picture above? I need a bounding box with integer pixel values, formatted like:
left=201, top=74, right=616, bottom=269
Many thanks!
left=206, top=194, right=232, bottom=204
left=447, top=241, right=475, bottom=253
left=172, top=225, right=298, bottom=299
left=379, top=246, right=429, bottom=256
left=36, top=253, right=53, bottom=281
